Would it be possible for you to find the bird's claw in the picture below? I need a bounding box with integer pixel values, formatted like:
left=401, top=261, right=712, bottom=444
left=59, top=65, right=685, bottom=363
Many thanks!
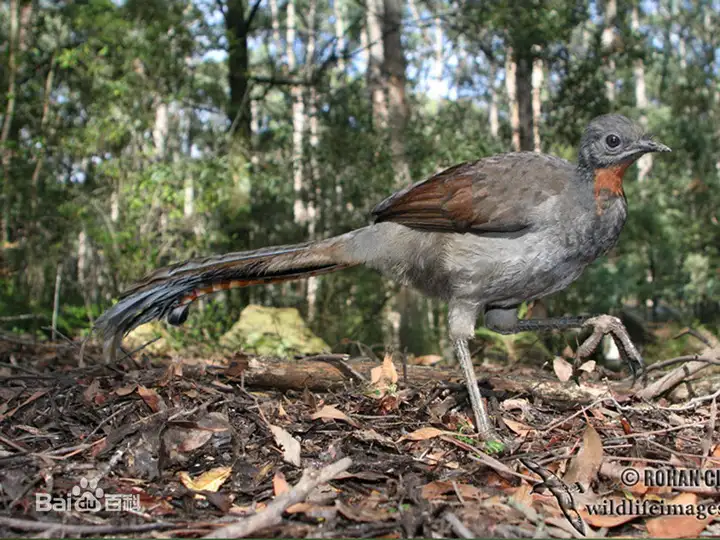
left=578, top=315, right=644, bottom=381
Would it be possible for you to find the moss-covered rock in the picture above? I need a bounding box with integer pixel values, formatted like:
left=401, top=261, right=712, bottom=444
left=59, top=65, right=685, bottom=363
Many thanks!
left=219, top=305, right=330, bottom=357
left=124, top=321, right=173, bottom=355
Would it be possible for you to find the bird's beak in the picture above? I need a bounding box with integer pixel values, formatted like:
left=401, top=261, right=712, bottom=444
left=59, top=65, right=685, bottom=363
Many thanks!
left=637, top=138, right=671, bottom=154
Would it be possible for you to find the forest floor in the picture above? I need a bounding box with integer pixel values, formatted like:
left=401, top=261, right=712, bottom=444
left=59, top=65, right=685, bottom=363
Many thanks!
left=1, top=332, right=720, bottom=539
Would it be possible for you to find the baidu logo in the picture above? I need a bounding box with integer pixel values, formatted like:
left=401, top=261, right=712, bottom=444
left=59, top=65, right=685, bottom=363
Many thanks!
left=35, top=477, right=139, bottom=513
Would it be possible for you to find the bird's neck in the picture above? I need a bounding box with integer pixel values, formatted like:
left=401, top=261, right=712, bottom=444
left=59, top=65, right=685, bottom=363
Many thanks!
left=575, top=158, right=631, bottom=216
left=576, top=158, right=630, bottom=197
left=592, top=162, right=631, bottom=199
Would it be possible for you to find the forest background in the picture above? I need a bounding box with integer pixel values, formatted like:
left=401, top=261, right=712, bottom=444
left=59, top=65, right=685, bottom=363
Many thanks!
left=0, top=0, right=717, bottom=361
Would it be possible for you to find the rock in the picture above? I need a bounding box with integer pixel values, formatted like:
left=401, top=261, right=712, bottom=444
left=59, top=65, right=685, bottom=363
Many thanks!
left=124, top=321, right=172, bottom=355
left=220, top=305, right=329, bottom=357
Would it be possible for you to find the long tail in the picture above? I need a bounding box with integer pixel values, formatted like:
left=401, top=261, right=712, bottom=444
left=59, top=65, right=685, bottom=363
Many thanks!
left=95, top=235, right=356, bottom=361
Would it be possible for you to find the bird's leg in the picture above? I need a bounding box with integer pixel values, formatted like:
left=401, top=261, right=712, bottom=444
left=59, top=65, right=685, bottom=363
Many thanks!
left=453, top=337, right=494, bottom=438
left=485, top=307, right=643, bottom=377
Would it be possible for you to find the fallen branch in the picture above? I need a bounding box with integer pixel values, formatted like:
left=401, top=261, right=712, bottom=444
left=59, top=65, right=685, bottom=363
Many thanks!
left=223, top=356, right=607, bottom=404
left=0, top=516, right=176, bottom=536
left=636, top=346, right=720, bottom=401
left=203, top=457, right=352, bottom=539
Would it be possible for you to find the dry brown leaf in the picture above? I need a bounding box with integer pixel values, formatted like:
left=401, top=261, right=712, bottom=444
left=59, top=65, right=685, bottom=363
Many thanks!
left=115, top=383, right=137, bottom=396
left=369, top=354, right=398, bottom=397
left=158, top=362, right=183, bottom=387
left=178, top=466, right=232, bottom=492
left=564, top=423, right=603, bottom=487
left=577, top=360, right=596, bottom=373
left=229, top=502, right=267, bottom=515
left=269, top=424, right=301, bottom=466
left=646, top=493, right=714, bottom=538
left=83, top=379, right=101, bottom=403
left=412, top=354, right=443, bottom=366
left=420, top=480, right=484, bottom=501
left=285, top=502, right=337, bottom=520
left=177, top=429, right=214, bottom=453
left=502, top=418, right=535, bottom=437
left=398, top=426, right=446, bottom=442
left=310, top=404, right=359, bottom=427
left=273, top=471, right=290, bottom=496
left=137, top=385, right=166, bottom=412
left=511, top=482, right=534, bottom=508
left=336, top=500, right=393, bottom=522
left=553, top=357, right=573, bottom=382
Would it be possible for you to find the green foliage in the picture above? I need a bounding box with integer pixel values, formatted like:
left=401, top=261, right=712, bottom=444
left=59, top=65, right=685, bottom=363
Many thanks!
left=0, top=0, right=717, bottom=359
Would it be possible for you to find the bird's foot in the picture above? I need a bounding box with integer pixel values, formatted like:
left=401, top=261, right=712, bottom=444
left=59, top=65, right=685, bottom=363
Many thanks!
left=577, top=315, right=644, bottom=380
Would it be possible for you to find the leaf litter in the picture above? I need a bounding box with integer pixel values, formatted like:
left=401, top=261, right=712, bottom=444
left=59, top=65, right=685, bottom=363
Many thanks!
left=0, top=338, right=719, bottom=538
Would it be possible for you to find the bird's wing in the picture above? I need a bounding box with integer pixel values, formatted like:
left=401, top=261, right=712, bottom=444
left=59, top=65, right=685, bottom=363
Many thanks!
left=372, top=153, right=573, bottom=233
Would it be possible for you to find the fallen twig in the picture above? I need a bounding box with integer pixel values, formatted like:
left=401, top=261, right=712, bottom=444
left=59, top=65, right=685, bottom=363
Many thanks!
left=636, top=352, right=720, bottom=401
left=203, top=457, right=352, bottom=538
left=643, top=355, right=720, bottom=373
left=0, top=516, right=176, bottom=536
left=444, top=512, right=474, bottom=538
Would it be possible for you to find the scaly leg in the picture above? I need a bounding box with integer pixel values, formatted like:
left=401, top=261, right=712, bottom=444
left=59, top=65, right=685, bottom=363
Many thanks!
left=453, top=337, right=494, bottom=438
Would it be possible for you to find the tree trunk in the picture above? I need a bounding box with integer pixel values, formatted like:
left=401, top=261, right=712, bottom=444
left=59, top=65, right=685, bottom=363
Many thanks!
left=269, top=0, right=282, bottom=56
left=366, top=0, right=388, bottom=128
left=110, top=188, right=120, bottom=223
left=334, top=0, right=346, bottom=74
left=433, top=17, right=443, bottom=86
left=77, top=229, right=95, bottom=325
left=225, top=0, right=253, bottom=216
left=382, top=0, right=411, bottom=186
left=225, top=0, right=252, bottom=142
left=306, top=0, right=320, bottom=321
left=30, top=53, right=56, bottom=227
left=1, top=0, right=19, bottom=244
left=287, top=0, right=308, bottom=229
left=360, top=23, right=370, bottom=74
left=489, top=62, right=499, bottom=138
left=531, top=55, right=543, bottom=153
left=632, top=4, right=652, bottom=182
left=515, top=50, right=534, bottom=152
left=153, top=100, right=169, bottom=160
left=505, top=49, right=520, bottom=151
left=51, top=263, right=62, bottom=341
left=602, top=0, right=617, bottom=102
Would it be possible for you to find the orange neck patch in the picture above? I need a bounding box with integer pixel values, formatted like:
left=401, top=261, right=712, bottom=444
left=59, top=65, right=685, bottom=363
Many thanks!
left=594, top=162, right=631, bottom=199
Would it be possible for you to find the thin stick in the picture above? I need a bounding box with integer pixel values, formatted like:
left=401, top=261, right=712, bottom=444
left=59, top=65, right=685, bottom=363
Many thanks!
left=0, top=516, right=175, bottom=535
left=203, top=457, right=352, bottom=539
left=444, top=512, right=474, bottom=539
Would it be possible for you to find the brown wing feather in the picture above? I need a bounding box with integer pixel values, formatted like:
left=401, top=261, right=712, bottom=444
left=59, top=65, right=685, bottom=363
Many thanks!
left=372, top=153, right=573, bottom=233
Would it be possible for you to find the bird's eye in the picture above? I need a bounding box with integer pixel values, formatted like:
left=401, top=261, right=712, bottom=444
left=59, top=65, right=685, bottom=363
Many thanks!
left=606, top=134, right=621, bottom=148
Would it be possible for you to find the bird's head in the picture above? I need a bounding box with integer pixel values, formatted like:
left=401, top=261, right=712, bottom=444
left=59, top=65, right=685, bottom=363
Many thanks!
left=578, top=114, right=671, bottom=171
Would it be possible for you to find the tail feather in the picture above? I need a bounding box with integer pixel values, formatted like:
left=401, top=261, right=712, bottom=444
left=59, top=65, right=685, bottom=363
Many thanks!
left=95, top=237, right=354, bottom=361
